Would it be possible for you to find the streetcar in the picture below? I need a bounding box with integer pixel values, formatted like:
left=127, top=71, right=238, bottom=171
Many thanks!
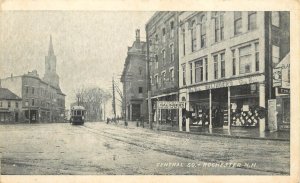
left=70, top=106, right=86, bottom=125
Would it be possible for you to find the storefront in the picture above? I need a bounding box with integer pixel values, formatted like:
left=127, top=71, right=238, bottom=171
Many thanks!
left=180, top=73, right=266, bottom=132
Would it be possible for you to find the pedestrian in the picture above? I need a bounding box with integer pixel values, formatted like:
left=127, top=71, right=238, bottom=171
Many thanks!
left=140, top=115, right=144, bottom=128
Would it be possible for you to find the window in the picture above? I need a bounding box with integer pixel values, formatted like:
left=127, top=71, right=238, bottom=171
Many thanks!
left=170, top=44, right=174, bottom=62
left=15, top=102, right=18, bottom=108
left=8, top=101, right=11, bottom=108
left=170, top=21, right=174, bottom=38
left=26, top=86, right=29, bottom=94
left=239, top=45, right=252, bottom=74
left=32, top=99, right=35, bottom=106
left=205, top=58, right=208, bottom=81
left=161, top=72, right=166, bottom=86
left=195, top=60, right=203, bottom=83
left=255, top=43, right=259, bottom=71
left=182, top=28, right=186, bottom=56
left=221, top=53, right=225, bottom=78
left=213, top=12, right=225, bottom=42
left=155, top=54, right=158, bottom=69
left=248, top=11, right=257, bottom=30
left=32, top=87, right=35, bottom=94
left=0, top=101, right=2, bottom=107
left=213, top=55, right=218, bottom=79
left=234, top=12, right=243, bottom=35
left=272, top=11, right=280, bottom=27
left=189, top=63, right=193, bottom=84
left=150, top=76, right=152, bottom=85
left=139, top=67, right=142, bottom=75
left=154, top=75, right=159, bottom=88
left=169, top=68, right=174, bottom=82
left=162, top=49, right=166, bottom=65
left=162, top=28, right=166, bottom=43
left=138, top=87, right=143, bottom=93
left=232, top=50, right=236, bottom=75
left=191, top=21, right=197, bottom=52
left=200, top=14, right=206, bottom=48
left=155, top=34, right=159, bottom=42
left=182, top=64, right=186, bottom=86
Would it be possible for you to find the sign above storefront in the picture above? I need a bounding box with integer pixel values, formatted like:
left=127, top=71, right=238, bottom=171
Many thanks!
left=273, top=53, right=290, bottom=88
left=157, top=101, right=185, bottom=109
left=188, top=74, right=264, bottom=93
left=278, top=88, right=290, bottom=94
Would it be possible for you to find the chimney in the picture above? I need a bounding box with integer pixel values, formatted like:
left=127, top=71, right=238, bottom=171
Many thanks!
left=136, top=29, right=140, bottom=42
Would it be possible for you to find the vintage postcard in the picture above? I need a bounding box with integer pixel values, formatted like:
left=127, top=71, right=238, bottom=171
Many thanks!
left=0, top=0, right=299, bottom=183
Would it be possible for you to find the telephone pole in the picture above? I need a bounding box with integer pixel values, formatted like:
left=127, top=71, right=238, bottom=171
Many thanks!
left=112, top=76, right=116, bottom=120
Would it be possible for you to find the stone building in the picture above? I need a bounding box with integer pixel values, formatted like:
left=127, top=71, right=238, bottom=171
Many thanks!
left=121, top=29, right=148, bottom=121
left=177, top=11, right=290, bottom=132
left=145, top=12, right=180, bottom=125
left=1, top=36, right=66, bottom=123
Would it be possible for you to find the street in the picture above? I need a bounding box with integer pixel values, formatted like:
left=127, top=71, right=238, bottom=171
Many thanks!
left=0, top=122, right=289, bottom=175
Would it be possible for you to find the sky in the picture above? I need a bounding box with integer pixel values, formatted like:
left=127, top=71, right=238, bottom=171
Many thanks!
left=0, top=11, right=154, bottom=115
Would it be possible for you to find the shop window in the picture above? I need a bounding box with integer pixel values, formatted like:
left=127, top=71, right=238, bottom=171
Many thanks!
left=138, top=87, right=143, bottom=94
left=190, top=63, right=193, bottom=84
left=255, top=43, right=259, bottom=71
left=213, top=55, right=218, bottom=79
left=191, top=21, right=197, bottom=52
left=239, top=45, right=252, bottom=74
left=248, top=11, right=257, bottom=30
left=195, top=60, right=203, bottom=83
left=182, top=64, right=186, bottom=86
left=200, top=14, right=206, bottom=48
left=232, top=50, right=236, bottom=75
left=234, top=12, right=243, bottom=35
left=221, top=53, right=225, bottom=78
left=272, top=11, right=280, bottom=27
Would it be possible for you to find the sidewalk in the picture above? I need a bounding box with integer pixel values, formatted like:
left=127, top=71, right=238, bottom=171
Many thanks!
left=115, top=120, right=290, bottom=141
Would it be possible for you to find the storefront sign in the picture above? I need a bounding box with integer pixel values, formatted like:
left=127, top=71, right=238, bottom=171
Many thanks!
left=273, top=54, right=290, bottom=88
left=278, top=88, right=290, bottom=94
left=157, top=101, right=185, bottom=109
left=188, top=74, right=264, bottom=93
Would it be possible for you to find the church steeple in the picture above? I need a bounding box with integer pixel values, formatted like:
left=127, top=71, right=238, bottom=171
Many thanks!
left=48, top=35, right=54, bottom=56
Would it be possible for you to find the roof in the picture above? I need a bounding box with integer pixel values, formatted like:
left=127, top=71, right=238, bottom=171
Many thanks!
left=0, top=88, right=22, bottom=100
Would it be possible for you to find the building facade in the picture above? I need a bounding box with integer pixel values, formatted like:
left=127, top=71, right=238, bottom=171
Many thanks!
left=121, top=30, right=148, bottom=121
left=1, top=36, right=66, bottom=123
left=146, top=12, right=180, bottom=125
left=178, top=11, right=290, bottom=132
left=0, top=88, right=22, bottom=123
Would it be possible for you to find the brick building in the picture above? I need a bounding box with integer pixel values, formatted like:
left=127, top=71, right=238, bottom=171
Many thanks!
left=146, top=12, right=180, bottom=125
left=1, top=36, right=66, bottom=123
left=177, top=11, right=290, bottom=132
left=121, top=30, right=148, bottom=121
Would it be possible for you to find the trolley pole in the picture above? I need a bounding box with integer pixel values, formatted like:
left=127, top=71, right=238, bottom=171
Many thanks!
left=112, top=76, right=117, bottom=120
left=146, top=26, right=153, bottom=129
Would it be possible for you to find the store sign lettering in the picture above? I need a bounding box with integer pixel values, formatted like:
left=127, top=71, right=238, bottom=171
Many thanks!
left=157, top=101, right=185, bottom=109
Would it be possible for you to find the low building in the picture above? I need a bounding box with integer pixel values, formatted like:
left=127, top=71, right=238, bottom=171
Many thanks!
left=121, top=29, right=148, bottom=121
left=0, top=88, right=23, bottom=123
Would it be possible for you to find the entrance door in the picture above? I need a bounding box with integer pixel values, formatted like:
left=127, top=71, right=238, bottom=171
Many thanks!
left=132, top=104, right=141, bottom=121
left=212, top=88, right=228, bottom=127
left=15, top=112, right=19, bottom=122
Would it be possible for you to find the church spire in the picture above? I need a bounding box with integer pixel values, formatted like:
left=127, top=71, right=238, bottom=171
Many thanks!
left=48, top=35, right=54, bottom=56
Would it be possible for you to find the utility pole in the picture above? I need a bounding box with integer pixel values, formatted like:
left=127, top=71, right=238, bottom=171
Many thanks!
left=112, top=76, right=116, bottom=120
left=146, top=25, right=153, bottom=129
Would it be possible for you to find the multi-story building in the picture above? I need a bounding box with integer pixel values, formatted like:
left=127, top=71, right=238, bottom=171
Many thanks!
left=121, top=30, right=148, bottom=121
left=1, top=36, right=66, bottom=123
left=0, top=87, right=22, bottom=123
left=178, top=11, right=289, bottom=132
left=146, top=12, right=180, bottom=125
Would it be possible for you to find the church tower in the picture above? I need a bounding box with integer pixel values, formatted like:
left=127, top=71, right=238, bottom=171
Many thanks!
left=43, top=35, right=59, bottom=88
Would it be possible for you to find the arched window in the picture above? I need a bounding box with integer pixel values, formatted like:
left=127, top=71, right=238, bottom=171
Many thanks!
left=191, top=21, right=197, bottom=52
left=200, top=14, right=206, bottom=48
